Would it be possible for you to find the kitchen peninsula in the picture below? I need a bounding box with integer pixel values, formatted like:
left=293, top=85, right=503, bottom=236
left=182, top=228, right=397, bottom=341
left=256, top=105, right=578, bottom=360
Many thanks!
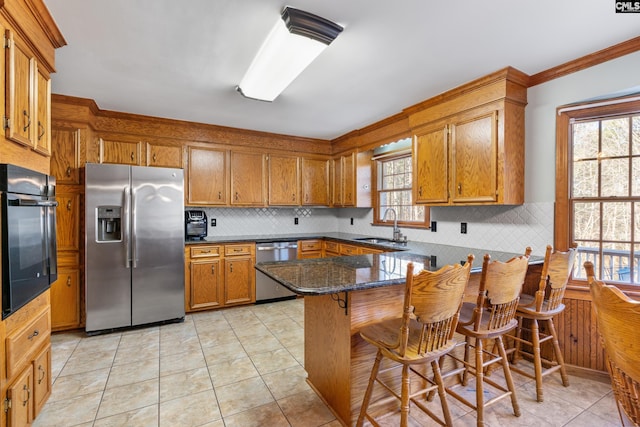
left=255, top=242, right=543, bottom=426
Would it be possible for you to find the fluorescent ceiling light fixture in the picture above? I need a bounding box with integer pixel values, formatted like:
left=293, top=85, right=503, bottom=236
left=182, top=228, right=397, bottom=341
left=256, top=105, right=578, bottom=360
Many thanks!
left=237, top=7, right=343, bottom=102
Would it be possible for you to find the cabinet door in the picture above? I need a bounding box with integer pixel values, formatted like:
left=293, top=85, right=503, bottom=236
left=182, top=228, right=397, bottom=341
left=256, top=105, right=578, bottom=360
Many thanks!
left=50, top=268, right=80, bottom=330
left=341, top=153, right=355, bottom=206
left=450, top=111, right=498, bottom=203
left=224, top=257, right=254, bottom=305
left=34, top=65, right=51, bottom=156
left=5, top=30, right=35, bottom=148
left=51, top=127, right=80, bottom=184
left=413, top=125, right=449, bottom=204
left=99, top=138, right=141, bottom=165
left=301, top=158, right=329, bottom=206
left=6, top=365, right=33, bottom=427
left=56, top=192, right=80, bottom=252
left=332, top=157, right=343, bottom=206
left=230, top=151, right=266, bottom=206
left=187, top=146, right=228, bottom=205
left=268, top=155, right=300, bottom=206
left=189, top=259, right=223, bottom=310
left=146, top=142, right=182, bottom=168
left=32, top=344, right=51, bottom=418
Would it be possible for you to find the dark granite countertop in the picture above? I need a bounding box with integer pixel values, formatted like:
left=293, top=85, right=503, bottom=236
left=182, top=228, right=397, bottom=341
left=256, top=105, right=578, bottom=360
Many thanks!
left=254, top=244, right=543, bottom=296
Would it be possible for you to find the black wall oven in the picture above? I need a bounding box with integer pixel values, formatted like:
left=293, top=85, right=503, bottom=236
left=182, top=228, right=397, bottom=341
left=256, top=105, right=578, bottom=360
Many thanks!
left=0, top=164, right=58, bottom=319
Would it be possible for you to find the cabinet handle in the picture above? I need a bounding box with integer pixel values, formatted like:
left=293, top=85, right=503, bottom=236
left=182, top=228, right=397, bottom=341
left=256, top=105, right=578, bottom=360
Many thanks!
left=211, top=265, right=215, bottom=274
left=67, top=200, right=72, bottom=211
left=233, top=248, right=242, bottom=252
left=458, top=183, right=462, bottom=195
left=28, top=329, right=39, bottom=340
left=201, top=249, right=211, bottom=253
left=66, top=276, right=71, bottom=287
left=38, top=364, right=46, bottom=384
left=22, top=110, right=31, bottom=132
left=38, top=121, right=45, bottom=140
left=153, top=153, right=157, bottom=162
left=418, top=186, right=423, bottom=197
left=130, top=152, right=135, bottom=161
left=218, top=191, right=222, bottom=200
left=292, top=193, right=295, bottom=201
left=66, top=166, right=72, bottom=177
left=229, top=263, right=233, bottom=273
left=22, top=385, right=30, bottom=407
left=235, top=192, right=239, bottom=201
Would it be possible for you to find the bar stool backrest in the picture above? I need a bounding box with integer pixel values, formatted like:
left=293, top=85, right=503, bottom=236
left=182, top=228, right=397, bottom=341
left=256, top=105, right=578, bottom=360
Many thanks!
left=586, top=261, right=640, bottom=426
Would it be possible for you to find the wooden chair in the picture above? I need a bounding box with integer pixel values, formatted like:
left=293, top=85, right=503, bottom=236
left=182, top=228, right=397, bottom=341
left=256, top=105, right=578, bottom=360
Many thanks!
left=509, top=244, right=577, bottom=402
left=356, top=255, right=474, bottom=427
left=586, top=261, right=640, bottom=427
left=444, top=248, right=531, bottom=427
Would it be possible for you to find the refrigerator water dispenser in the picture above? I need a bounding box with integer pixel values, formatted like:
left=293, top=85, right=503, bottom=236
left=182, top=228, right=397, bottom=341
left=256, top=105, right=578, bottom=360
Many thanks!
left=97, top=206, right=122, bottom=241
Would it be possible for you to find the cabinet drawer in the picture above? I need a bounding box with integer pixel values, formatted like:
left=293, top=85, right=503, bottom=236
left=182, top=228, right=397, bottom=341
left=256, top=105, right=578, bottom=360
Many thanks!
left=300, top=240, right=322, bottom=252
left=190, top=245, right=221, bottom=258
left=340, top=244, right=359, bottom=256
left=225, top=244, right=253, bottom=257
left=6, top=309, right=50, bottom=378
left=323, top=240, right=339, bottom=253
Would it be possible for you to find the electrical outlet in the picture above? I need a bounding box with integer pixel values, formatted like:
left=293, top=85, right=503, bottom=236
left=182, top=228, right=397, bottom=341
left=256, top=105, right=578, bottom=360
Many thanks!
left=350, top=218, right=354, bottom=225
left=211, top=218, right=216, bottom=227
left=430, top=221, right=437, bottom=232
left=430, top=255, right=437, bottom=267
left=461, top=222, right=467, bottom=234
left=294, top=217, right=299, bottom=225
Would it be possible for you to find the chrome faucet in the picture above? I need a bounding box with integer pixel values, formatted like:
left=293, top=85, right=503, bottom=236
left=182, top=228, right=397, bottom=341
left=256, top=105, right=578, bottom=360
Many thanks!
left=382, top=208, right=402, bottom=242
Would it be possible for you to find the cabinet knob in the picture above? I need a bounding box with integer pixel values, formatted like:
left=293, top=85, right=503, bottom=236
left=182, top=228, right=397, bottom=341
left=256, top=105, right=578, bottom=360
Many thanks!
left=292, top=193, right=295, bottom=201
left=22, top=384, right=30, bottom=407
left=22, top=110, right=30, bottom=132
left=130, top=152, right=135, bottom=161
left=153, top=153, right=157, bottom=162
left=38, top=364, right=46, bottom=384
left=418, top=186, right=423, bottom=197
left=235, top=192, right=239, bottom=201
left=458, top=183, right=462, bottom=194
left=211, top=265, right=215, bottom=274
left=66, top=276, right=72, bottom=287
left=229, top=263, right=233, bottom=273
left=38, top=121, right=45, bottom=140
left=67, top=200, right=72, bottom=211
left=28, top=330, right=39, bottom=340
left=66, top=166, right=72, bottom=177
left=218, top=191, right=222, bottom=200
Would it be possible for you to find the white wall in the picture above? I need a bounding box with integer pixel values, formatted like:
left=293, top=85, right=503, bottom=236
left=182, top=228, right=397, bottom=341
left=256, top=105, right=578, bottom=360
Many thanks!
left=194, top=50, right=640, bottom=256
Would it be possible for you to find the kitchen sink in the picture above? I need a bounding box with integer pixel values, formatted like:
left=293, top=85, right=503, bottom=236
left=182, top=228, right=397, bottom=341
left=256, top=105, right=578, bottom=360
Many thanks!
left=354, top=237, right=394, bottom=244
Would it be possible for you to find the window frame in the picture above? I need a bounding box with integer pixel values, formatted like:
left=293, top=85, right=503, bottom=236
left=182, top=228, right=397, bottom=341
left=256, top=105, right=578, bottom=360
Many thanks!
left=555, top=95, right=640, bottom=292
left=372, top=150, right=430, bottom=229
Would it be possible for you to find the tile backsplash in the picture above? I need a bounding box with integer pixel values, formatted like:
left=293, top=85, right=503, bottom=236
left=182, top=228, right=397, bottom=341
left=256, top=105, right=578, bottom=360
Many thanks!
left=192, top=202, right=554, bottom=256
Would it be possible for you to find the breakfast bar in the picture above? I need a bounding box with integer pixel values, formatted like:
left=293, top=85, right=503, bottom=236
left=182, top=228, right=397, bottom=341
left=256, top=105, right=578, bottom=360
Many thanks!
left=255, top=246, right=543, bottom=426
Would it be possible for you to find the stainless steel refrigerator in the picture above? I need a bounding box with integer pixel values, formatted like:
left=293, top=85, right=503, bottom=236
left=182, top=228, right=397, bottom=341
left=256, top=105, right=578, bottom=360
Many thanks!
left=85, top=163, right=185, bottom=333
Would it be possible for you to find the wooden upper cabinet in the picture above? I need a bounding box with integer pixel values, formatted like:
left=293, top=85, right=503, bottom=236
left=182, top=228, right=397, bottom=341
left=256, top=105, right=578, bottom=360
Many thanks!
left=413, top=124, right=448, bottom=204
left=99, top=138, right=141, bottom=165
left=186, top=146, right=228, bottom=205
left=55, top=191, right=80, bottom=252
left=301, top=157, right=330, bottom=206
left=333, top=153, right=356, bottom=207
left=5, top=30, right=36, bottom=148
left=268, top=154, right=300, bottom=206
left=450, top=111, right=498, bottom=203
left=145, top=142, right=182, bottom=168
left=51, top=127, right=81, bottom=185
left=230, top=151, right=266, bottom=206
left=408, top=67, right=526, bottom=206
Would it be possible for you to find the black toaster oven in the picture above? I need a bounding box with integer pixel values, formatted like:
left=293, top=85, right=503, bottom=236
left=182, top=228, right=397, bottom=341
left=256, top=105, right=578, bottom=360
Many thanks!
left=185, top=210, right=207, bottom=240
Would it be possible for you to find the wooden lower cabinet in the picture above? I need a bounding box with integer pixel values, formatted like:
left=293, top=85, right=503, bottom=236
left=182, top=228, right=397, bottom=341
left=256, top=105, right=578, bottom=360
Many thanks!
left=5, top=365, right=33, bottom=427
left=298, top=239, right=323, bottom=259
left=32, top=344, right=52, bottom=417
left=50, top=268, right=81, bottom=330
left=185, top=243, right=255, bottom=312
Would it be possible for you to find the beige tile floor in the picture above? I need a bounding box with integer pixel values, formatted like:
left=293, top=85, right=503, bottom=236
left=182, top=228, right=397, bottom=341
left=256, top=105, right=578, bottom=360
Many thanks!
left=33, top=298, right=619, bottom=427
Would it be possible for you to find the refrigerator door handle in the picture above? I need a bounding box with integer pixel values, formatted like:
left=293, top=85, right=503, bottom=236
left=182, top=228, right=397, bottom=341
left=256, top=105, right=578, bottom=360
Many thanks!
left=131, top=187, right=138, bottom=268
left=123, top=186, right=131, bottom=268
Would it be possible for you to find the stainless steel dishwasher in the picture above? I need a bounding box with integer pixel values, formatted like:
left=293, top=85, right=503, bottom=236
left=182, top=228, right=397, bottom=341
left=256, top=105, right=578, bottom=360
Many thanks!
left=255, top=241, right=298, bottom=302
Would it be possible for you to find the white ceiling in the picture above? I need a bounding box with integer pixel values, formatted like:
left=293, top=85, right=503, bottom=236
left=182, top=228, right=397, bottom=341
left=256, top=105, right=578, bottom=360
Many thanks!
left=43, top=0, right=640, bottom=140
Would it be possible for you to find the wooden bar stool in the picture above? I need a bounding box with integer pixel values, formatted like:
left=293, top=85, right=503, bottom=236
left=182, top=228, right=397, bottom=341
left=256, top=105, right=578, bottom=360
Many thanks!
left=586, top=261, right=640, bottom=426
left=509, top=244, right=577, bottom=402
left=356, top=255, right=474, bottom=427
left=444, top=248, right=531, bottom=427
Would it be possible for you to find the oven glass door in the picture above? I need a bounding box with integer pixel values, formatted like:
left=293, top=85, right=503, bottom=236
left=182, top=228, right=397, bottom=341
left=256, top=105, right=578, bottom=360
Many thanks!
left=2, top=192, right=58, bottom=318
